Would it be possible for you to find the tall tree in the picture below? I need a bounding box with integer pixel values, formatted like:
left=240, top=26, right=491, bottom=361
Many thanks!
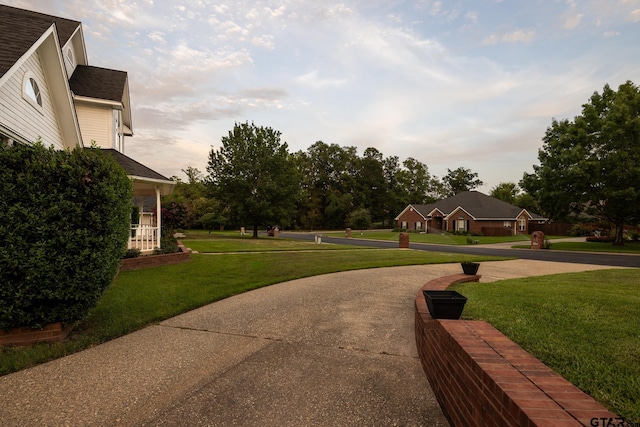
left=356, top=147, right=387, bottom=224
left=442, top=167, right=484, bottom=196
left=521, top=81, right=640, bottom=245
left=490, top=182, right=519, bottom=204
left=397, top=157, right=437, bottom=204
left=207, top=122, right=300, bottom=238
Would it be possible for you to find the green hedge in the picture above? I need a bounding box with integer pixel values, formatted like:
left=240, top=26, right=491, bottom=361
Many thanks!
left=0, top=143, right=132, bottom=330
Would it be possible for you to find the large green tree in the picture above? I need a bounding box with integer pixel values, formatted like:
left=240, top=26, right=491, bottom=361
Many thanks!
left=442, top=167, right=484, bottom=196
left=207, top=122, right=300, bottom=238
left=521, top=81, right=640, bottom=245
left=490, top=182, right=519, bottom=204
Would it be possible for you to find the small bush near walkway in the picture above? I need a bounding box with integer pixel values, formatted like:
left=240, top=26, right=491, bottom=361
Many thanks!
left=0, top=143, right=132, bottom=330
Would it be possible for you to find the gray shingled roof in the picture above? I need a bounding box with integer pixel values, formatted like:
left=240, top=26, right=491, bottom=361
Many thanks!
left=0, top=4, right=80, bottom=78
left=69, top=66, right=128, bottom=103
left=100, top=149, right=172, bottom=182
left=411, top=191, right=546, bottom=220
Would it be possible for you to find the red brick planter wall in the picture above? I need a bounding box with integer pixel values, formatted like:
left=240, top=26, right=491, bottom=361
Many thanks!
left=1, top=322, right=73, bottom=347
left=119, top=241, right=191, bottom=271
left=415, top=274, right=619, bottom=427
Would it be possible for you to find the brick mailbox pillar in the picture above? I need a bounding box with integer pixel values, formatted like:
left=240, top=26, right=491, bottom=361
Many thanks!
left=399, top=232, right=410, bottom=248
left=345, top=228, right=352, bottom=238
left=531, top=231, right=544, bottom=250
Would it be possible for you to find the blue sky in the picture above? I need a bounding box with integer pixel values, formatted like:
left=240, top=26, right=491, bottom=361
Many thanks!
left=6, top=0, right=640, bottom=192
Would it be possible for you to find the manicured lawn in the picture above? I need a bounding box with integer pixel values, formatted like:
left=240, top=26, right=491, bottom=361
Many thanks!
left=183, top=237, right=366, bottom=252
left=322, top=230, right=532, bottom=245
left=511, top=241, right=640, bottom=253
left=0, top=246, right=499, bottom=376
left=547, top=241, right=640, bottom=254
left=452, top=269, right=640, bottom=422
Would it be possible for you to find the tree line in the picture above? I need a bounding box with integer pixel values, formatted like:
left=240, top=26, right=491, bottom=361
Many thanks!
left=165, top=81, right=640, bottom=244
left=164, top=122, right=532, bottom=235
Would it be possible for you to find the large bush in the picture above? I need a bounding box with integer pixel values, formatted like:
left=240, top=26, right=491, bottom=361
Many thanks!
left=0, top=143, right=132, bottom=330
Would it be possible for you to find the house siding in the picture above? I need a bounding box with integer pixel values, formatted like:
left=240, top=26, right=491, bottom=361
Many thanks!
left=75, top=102, right=112, bottom=148
left=0, top=52, right=64, bottom=148
left=396, top=207, right=426, bottom=230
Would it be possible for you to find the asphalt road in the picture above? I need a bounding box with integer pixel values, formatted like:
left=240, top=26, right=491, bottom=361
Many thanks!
left=283, top=232, right=640, bottom=268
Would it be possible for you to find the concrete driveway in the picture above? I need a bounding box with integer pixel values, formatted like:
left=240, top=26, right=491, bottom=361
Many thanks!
left=0, top=260, right=624, bottom=426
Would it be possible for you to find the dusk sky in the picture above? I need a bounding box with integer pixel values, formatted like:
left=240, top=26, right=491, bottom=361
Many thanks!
left=5, top=0, right=640, bottom=192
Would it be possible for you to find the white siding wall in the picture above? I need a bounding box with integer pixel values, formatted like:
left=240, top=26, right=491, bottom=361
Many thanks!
left=0, top=52, right=64, bottom=148
left=75, top=103, right=113, bottom=148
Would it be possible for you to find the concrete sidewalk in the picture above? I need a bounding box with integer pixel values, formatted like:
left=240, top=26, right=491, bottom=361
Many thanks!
left=0, top=260, right=623, bottom=426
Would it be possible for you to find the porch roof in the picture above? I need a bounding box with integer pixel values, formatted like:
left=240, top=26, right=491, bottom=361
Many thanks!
left=100, top=149, right=175, bottom=196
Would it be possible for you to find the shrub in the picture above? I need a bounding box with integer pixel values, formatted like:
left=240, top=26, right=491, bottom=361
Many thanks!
left=154, top=229, right=180, bottom=254
left=570, top=224, right=591, bottom=237
left=123, top=248, right=141, bottom=259
left=347, top=208, right=372, bottom=231
left=0, top=143, right=132, bottom=330
left=586, top=235, right=615, bottom=243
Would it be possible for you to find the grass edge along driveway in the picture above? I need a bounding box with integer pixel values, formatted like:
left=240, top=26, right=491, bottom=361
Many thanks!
left=1, top=246, right=501, bottom=376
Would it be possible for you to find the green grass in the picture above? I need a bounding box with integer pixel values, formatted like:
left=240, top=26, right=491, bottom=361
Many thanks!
left=547, top=241, right=640, bottom=254
left=452, top=269, right=640, bottom=422
left=511, top=241, right=640, bottom=253
left=323, top=230, right=532, bottom=245
left=1, top=246, right=500, bottom=376
left=183, top=237, right=366, bottom=252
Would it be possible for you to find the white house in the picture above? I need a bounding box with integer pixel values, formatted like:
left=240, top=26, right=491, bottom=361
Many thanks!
left=0, top=4, right=174, bottom=252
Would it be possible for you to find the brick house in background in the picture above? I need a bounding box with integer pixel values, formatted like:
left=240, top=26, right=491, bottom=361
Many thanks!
left=394, top=191, right=547, bottom=235
left=0, top=4, right=174, bottom=252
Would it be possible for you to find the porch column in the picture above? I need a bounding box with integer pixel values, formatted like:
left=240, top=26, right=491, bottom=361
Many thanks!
left=156, top=186, right=162, bottom=248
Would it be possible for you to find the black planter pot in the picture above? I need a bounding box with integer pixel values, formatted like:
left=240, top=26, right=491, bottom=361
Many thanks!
left=461, top=262, right=480, bottom=275
left=422, top=290, right=468, bottom=319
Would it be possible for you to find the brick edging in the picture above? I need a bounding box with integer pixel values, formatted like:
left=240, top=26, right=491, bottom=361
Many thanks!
left=119, top=241, right=192, bottom=271
left=415, top=273, right=619, bottom=426
left=1, top=322, right=73, bottom=347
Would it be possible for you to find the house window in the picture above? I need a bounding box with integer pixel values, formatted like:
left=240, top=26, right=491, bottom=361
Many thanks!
left=65, top=48, right=75, bottom=74
left=113, top=110, right=123, bottom=151
left=503, top=221, right=512, bottom=228
left=519, top=218, right=526, bottom=231
left=23, top=72, right=42, bottom=110
left=401, top=221, right=407, bottom=229
left=416, top=221, right=422, bottom=231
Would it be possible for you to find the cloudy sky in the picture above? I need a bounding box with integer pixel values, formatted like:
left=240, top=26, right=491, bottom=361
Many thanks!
left=5, top=0, right=640, bottom=192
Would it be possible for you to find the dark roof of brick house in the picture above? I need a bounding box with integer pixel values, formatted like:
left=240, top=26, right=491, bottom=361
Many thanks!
left=405, top=191, right=546, bottom=220
left=69, top=66, right=128, bottom=103
left=100, top=149, right=172, bottom=182
left=0, top=4, right=80, bottom=78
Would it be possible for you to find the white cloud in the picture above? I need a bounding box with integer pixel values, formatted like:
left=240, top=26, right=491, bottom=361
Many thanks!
left=147, top=31, right=166, bottom=44
left=295, top=71, right=347, bottom=88
left=564, top=13, right=583, bottom=29
left=483, top=29, right=535, bottom=45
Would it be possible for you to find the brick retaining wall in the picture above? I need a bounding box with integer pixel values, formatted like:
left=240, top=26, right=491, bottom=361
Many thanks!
left=119, top=241, right=191, bottom=271
left=0, top=322, right=73, bottom=347
left=415, top=273, right=619, bottom=427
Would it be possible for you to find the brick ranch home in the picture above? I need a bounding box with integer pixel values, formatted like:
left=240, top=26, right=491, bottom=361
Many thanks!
left=395, top=191, right=547, bottom=235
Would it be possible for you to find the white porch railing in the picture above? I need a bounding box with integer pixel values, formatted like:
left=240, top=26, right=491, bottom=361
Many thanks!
left=128, top=225, right=159, bottom=252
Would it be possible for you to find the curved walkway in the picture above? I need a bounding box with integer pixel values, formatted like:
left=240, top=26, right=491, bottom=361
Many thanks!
left=0, top=260, right=624, bottom=426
